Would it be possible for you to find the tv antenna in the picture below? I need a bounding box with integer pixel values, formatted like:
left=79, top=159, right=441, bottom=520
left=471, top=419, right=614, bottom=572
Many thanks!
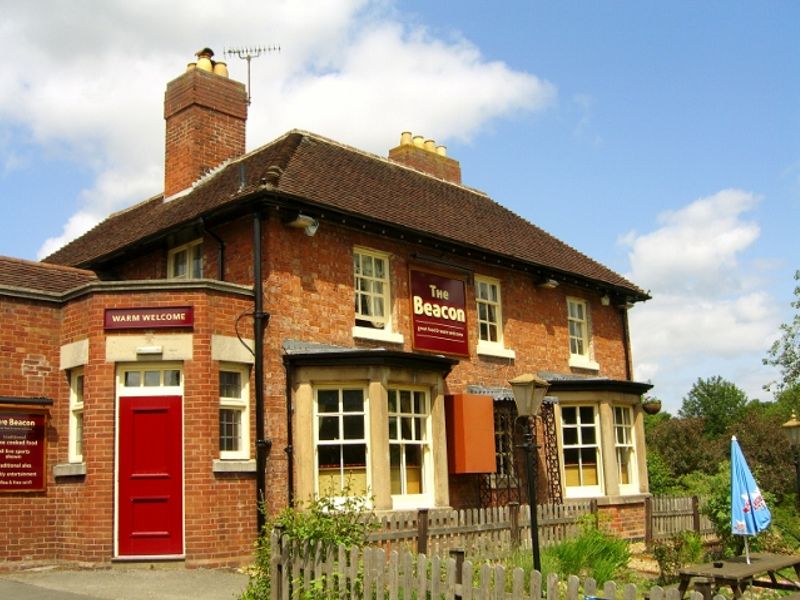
left=224, top=45, right=280, bottom=105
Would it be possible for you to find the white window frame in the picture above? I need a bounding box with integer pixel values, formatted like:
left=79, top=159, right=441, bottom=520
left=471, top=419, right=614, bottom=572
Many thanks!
left=613, top=405, right=638, bottom=494
left=560, top=404, right=604, bottom=498
left=219, top=365, right=250, bottom=461
left=352, top=247, right=404, bottom=344
left=388, top=387, right=433, bottom=509
left=314, top=386, right=371, bottom=501
left=167, top=239, right=203, bottom=280
left=68, top=369, right=85, bottom=464
left=567, top=297, right=598, bottom=370
left=475, top=275, right=516, bottom=359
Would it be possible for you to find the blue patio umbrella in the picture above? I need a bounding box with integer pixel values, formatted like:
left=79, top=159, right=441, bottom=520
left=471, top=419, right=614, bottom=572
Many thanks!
left=731, top=435, right=771, bottom=563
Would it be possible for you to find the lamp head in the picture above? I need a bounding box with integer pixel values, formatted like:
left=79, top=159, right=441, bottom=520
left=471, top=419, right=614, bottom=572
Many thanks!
left=509, top=373, right=550, bottom=418
left=783, top=412, right=800, bottom=447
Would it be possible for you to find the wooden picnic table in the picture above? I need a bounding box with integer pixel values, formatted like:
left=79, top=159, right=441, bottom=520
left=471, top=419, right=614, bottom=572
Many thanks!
left=678, top=553, right=800, bottom=599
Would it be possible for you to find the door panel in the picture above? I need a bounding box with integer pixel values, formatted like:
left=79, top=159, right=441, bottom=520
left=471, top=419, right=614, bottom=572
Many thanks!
left=118, top=395, right=183, bottom=556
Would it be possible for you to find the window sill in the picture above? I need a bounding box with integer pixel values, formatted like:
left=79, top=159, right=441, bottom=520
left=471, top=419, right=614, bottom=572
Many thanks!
left=568, top=355, right=600, bottom=371
left=212, top=459, right=256, bottom=473
left=352, top=326, right=404, bottom=345
left=54, top=462, right=87, bottom=478
left=477, top=342, right=516, bottom=360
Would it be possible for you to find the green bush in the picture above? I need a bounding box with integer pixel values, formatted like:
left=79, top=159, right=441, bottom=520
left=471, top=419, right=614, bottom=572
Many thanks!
left=240, top=491, right=375, bottom=600
left=652, top=532, right=705, bottom=584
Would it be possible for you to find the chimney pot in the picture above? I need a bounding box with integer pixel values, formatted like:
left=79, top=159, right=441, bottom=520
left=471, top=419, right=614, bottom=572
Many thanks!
left=400, top=131, right=413, bottom=146
left=436, top=145, right=447, bottom=157
left=424, top=139, right=436, bottom=152
left=412, top=135, right=424, bottom=148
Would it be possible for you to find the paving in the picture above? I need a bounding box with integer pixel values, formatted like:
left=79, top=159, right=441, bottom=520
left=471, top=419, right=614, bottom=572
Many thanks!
left=0, top=566, right=250, bottom=600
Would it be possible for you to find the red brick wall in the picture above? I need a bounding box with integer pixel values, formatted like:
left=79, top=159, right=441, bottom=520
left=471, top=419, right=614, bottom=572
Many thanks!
left=0, top=296, right=62, bottom=565
left=598, top=502, right=646, bottom=540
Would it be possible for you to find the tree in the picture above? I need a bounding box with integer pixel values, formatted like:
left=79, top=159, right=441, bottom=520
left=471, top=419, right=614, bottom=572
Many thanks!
left=646, top=417, right=725, bottom=478
left=679, top=376, right=748, bottom=437
left=765, top=270, right=800, bottom=394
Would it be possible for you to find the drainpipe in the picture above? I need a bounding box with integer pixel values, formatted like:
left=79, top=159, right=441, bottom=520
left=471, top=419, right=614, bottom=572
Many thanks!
left=283, top=357, right=295, bottom=505
left=620, top=304, right=633, bottom=381
left=253, top=209, right=271, bottom=533
left=202, top=217, right=226, bottom=281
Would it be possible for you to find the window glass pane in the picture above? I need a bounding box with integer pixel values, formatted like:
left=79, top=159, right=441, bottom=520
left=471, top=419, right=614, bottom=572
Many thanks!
left=563, top=427, right=578, bottom=446
left=388, top=416, right=398, bottom=440
left=342, top=389, right=363, bottom=412
left=388, top=390, right=397, bottom=413
left=191, top=244, right=203, bottom=278
left=343, top=415, right=364, bottom=439
left=405, top=446, right=422, bottom=494
left=173, top=250, right=187, bottom=277
left=220, top=371, right=241, bottom=397
left=414, top=418, right=424, bottom=441
left=579, top=406, right=594, bottom=423
left=562, top=407, right=577, bottom=424
left=124, top=371, right=141, bottom=387
left=75, top=412, right=84, bottom=457
left=582, top=425, right=596, bottom=445
left=401, top=417, right=413, bottom=440
left=76, top=375, right=85, bottom=403
left=413, top=393, right=423, bottom=414
left=219, top=408, right=240, bottom=451
left=390, top=446, right=402, bottom=495
left=362, top=256, right=373, bottom=277
left=143, top=370, right=161, bottom=386
left=400, top=390, right=411, bottom=413
left=318, top=390, right=339, bottom=413
left=164, top=370, right=181, bottom=387
left=318, top=416, right=339, bottom=440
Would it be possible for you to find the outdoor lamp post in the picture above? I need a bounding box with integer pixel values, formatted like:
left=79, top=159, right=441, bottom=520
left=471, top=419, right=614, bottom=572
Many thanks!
left=509, top=373, right=550, bottom=574
left=782, top=412, right=800, bottom=512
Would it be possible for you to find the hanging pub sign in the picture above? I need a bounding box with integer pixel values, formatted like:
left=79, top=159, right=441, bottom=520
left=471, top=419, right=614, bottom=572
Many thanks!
left=0, top=407, right=48, bottom=492
left=104, top=306, right=194, bottom=330
left=410, top=269, right=469, bottom=356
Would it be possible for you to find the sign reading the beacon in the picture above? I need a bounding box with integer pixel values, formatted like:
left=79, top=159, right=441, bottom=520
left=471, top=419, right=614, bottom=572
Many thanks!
left=410, top=269, right=469, bottom=356
left=104, top=306, right=194, bottom=330
left=0, top=408, right=47, bottom=492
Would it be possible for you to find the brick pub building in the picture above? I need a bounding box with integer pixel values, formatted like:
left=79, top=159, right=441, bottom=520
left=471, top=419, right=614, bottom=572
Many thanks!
left=0, top=49, right=652, bottom=567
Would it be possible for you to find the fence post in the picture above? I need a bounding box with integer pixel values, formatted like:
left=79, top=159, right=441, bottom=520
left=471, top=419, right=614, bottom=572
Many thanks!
left=509, top=501, right=520, bottom=550
left=417, top=508, right=429, bottom=555
left=450, top=547, right=465, bottom=600
left=644, top=496, right=653, bottom=549
left=590, top=498, right=599, bottom=529
left=692, top=495, right=701, bottom=533
left=271, top=526, right=284, bottom=600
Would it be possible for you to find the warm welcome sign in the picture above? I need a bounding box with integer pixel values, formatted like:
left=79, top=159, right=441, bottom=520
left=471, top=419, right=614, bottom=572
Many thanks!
left=104, top=306, right=194, bottom=330
left=410, top=269, right=469, bottom=356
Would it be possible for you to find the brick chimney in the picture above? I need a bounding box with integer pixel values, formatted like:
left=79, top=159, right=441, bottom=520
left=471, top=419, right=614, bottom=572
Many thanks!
left=163, top=48, right=248, bottom=198
left=388, top=131, right=461, bottom=184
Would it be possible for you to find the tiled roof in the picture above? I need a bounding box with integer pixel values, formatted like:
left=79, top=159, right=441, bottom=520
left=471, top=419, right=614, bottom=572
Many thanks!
left=45, top=130, right=646, bottom=299
left=0, top=256, right=97, bottom=295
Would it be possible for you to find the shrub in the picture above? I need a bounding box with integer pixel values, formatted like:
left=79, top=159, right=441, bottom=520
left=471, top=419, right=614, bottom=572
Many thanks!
left=240, top=491, right=375, bottom=600
left=652, top=532, right=705, bottom=584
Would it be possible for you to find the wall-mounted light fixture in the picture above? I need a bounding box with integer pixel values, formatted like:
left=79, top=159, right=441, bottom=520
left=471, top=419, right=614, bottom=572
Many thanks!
left=285, top=213, right=319, bottom=237
left=536, top=278, right=559, bottom=289
left=601, top=294, right=611, bottom=306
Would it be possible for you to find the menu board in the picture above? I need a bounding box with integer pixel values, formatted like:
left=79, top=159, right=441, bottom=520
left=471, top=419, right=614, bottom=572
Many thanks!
left=0, top=408, right=47, bottom=492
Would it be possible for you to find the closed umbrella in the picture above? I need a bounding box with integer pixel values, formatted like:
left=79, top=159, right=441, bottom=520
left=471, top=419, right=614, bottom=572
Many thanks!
left=731, top=435, right=771, bottom=564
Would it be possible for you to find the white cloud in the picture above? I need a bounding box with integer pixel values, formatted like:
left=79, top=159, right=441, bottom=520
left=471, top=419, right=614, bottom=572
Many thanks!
left=622, top=190, right=782, bottom=411
left=0, top=0, right=554, bottom=257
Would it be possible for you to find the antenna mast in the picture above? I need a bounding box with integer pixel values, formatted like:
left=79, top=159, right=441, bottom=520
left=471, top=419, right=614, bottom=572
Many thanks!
left=224, top=45, right=280, bottom=105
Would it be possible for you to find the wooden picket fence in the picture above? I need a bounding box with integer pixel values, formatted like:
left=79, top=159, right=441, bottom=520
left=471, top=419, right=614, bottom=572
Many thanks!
left=645, top=496, right=715, bottom=542
left=270, top=533, right=722, bottom=600
left=367, top=501, right=595, bottom=559
left=365, top=496, right=713, bottom=558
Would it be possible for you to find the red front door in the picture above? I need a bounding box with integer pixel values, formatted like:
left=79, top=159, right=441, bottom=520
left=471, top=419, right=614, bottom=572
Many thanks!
left=118, top=395, right=183, bottom=556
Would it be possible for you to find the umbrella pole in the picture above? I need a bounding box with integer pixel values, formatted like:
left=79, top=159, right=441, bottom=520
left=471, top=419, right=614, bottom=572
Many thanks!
left=745, top=537, right=751, bottom=564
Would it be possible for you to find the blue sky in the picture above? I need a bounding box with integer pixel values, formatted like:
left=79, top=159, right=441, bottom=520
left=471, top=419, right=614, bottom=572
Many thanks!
left=1, top=1, right=797, bottom=413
